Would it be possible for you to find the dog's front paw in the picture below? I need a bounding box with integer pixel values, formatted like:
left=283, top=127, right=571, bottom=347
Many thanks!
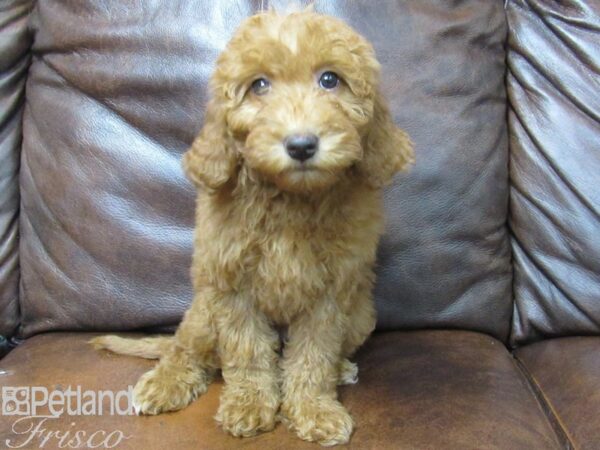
left=216, top=383, right=279, bottom=437
left=282, top=397, right=354, bottom=446
left=133, top=364, right=210, bottom=415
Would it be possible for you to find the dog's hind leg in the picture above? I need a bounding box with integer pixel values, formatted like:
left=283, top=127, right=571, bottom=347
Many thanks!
left=130, top=292, right=219, bottom=415
left=337, top=358, right=359, bottom=385
left=339, top=283, right=377, bottom=386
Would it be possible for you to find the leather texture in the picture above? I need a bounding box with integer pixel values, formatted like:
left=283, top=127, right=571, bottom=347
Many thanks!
left=507, top=0, right=600, bottom=345
left=0, top=0, right=33, bottom=338
left=515, top=337, right=600, bottom=450
left=0, top=330, right=563, bottom=449
left=17, top=0, right=512, bottom=341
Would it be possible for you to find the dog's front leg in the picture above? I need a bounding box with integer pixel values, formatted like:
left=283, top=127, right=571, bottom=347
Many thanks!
left=214, top=294, right=280, bottom=437
left=280, top=301, right=353, bottom=446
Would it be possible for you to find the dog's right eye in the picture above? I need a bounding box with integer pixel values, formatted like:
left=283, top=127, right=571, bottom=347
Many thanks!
left=250, top=78, right=271, bottom=96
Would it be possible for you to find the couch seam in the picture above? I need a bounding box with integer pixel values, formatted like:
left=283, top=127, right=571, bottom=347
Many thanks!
left=512, top=355, right=574, bottom=450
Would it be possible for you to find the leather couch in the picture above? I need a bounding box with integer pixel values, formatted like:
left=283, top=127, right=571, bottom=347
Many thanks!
left=1, top=1, right=598, bottom=448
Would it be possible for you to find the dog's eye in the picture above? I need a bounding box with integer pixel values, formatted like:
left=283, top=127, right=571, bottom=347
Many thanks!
left=250, top=78, right=271, bottom=95
left=319, top=71, right=339, bottom=90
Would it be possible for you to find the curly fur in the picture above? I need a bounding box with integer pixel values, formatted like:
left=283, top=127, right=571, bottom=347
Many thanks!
left=91, top=7, right=413, bottom=446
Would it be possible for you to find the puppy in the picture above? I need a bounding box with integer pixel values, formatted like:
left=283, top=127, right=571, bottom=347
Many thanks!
left=92, top=7, right=413, bottom=446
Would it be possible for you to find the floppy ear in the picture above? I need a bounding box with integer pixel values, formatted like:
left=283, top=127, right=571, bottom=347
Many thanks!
left=358, top=92, right=414, bottom=189
left=182, top=99, right=238, bottom=191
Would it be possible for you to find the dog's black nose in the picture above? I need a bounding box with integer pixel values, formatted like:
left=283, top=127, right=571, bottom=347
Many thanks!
left=284, top=134, right=319, bottom=162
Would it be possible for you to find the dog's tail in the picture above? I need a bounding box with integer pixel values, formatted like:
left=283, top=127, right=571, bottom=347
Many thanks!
left=89, top=335, right=174, bottom=359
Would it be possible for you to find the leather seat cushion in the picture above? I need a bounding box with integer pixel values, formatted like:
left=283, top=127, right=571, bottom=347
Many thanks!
left=516, top=337, right=600, bottom=450
left=0, top=330, right=562, bottom=449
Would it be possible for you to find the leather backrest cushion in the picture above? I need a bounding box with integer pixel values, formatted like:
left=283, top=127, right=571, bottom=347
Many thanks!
left=0, top=0, right=33, bottom=337
left=18, top=1, right=511, bottom=340
left=507, top=0, right=600, bottom=346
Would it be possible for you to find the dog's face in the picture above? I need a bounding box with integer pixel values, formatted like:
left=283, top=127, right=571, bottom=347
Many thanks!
left=184, top=9, right=413, bottom=193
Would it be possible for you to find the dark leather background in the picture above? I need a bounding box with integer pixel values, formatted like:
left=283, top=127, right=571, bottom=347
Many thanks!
left=17, top=0, right=512, bottom=341
left=507, top=0, right=600, bottom=346
left=0, top=0, right=33, bottom=337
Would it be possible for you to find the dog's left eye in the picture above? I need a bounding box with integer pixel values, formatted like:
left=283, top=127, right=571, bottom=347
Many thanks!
left=319, top=71, right=340, bottom=90
left=250, top=78, right=271, bottom=95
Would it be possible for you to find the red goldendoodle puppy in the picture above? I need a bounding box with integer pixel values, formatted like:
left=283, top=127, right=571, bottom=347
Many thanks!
left=92, top=6, right=413, bottom=446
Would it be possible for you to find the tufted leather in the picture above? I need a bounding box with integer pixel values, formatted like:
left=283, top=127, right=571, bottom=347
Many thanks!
left=17, top=0, right=512, bottom=341
left=0, top=0, right=33, bottom=337
left=507, top=0, right=600, bottom=346
left=0, top=331, right=563, bottom=449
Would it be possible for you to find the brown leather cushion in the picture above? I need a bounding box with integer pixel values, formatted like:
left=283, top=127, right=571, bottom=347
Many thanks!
left=0, top=331, right=562, bottom=449
left=515, top=337, right=600, bottom=450
left=507, top=1, right=600, bottom=345
left=0, top=0, right=33, bottom=337
left=18, top=0, right=512, bottom=341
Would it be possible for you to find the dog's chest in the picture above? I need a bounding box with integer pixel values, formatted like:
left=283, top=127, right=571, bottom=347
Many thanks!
left=250, top=223, right=339, bottom=323
left=200, top=186, right=382, bottom=324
